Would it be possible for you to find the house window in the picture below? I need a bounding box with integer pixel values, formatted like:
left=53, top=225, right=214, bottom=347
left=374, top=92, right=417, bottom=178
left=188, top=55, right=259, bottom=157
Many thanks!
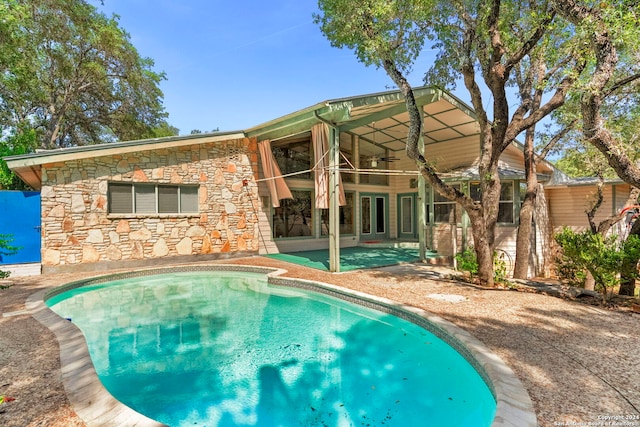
left=498, top=181, right=514, bottom=223
left=108, top=183, right=199, bottom=214
left=272, top=138, right=312, bottom=179
left=320, top=192, right=355, bottom=236
left=272, top=190, right=313, bottom=238
left=469, top=181, right=515, bottom=223
left=433, top=183, right=461, bottom=223
left=340, top=132, right=354, bottom=183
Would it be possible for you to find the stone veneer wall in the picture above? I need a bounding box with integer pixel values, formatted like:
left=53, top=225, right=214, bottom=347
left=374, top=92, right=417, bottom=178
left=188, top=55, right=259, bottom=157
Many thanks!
left=40, top=137, right=260, bottom=272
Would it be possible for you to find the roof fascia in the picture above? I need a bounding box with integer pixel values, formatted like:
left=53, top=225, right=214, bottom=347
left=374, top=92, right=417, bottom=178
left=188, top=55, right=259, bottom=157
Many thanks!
left=246, top=86, right=442, bottom=141
left=4, top=131, right=245, bottom=169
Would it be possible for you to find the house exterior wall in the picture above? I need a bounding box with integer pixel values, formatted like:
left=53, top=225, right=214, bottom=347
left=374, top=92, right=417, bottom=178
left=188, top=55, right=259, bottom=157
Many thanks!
left=545, top=183, right=631, bottom=233
left=39, top=137, right=261, bottom=273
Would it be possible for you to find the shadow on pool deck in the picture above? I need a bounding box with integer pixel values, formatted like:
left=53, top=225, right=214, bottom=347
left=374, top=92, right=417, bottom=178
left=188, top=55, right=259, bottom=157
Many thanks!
left=265, top=246, right=444, bottom=271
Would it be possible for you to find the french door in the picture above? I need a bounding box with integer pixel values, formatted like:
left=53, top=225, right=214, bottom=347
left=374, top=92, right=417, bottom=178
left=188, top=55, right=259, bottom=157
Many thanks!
left=397, top=193, right=418, bottom=240
left=360, top=193, right=388, bottom=240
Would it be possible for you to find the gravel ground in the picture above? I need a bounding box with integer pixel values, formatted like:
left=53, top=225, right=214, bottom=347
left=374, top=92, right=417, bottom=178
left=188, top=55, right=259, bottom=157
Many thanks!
left=1, top=256, right=639, bottom=427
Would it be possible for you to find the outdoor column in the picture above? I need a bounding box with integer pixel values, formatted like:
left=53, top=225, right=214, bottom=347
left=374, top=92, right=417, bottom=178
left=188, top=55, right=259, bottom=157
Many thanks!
left=329, top=126, right=341, bottom=272
left=417, top=108, right=427, bottom=261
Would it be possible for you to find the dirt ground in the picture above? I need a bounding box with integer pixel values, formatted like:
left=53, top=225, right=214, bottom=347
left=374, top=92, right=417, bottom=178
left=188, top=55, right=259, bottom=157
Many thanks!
left=1, top=257, right=639, bottom=427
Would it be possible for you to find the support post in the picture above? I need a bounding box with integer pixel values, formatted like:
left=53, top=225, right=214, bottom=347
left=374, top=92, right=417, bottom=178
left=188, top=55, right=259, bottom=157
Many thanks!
left=329, top=126, right=341, bottom=272
left=417, top=108, right=427, bottom=261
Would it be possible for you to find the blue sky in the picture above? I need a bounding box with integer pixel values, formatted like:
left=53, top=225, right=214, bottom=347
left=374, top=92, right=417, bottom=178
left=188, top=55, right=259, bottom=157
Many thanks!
left=96, top=0, right=445, bottom=136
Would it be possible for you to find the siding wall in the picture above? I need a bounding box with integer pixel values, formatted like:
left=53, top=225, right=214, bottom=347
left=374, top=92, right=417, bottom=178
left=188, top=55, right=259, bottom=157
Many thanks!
left=545, top=184, right=632, bottom=232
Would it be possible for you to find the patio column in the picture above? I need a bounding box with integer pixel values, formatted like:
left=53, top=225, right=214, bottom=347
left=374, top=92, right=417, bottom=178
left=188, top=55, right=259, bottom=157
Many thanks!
left=417, top=108, right=427, bottom=261
left=329, top=125, right=341, bottom=272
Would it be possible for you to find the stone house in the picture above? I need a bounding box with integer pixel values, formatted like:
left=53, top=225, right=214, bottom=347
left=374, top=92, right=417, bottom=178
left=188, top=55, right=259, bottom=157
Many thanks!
left=5, top=86, right=631, bottom=276
left=7, top=133, right=260, bottom=273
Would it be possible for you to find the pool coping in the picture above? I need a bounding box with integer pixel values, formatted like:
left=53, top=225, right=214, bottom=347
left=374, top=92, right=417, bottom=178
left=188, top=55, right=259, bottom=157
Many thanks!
left=26, top=264, right=537, bottom=427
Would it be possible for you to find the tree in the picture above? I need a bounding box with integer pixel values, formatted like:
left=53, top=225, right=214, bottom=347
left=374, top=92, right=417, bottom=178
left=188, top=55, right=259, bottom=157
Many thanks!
left=317, top=0, right=571, bottom=286
left=0, top=125, right=38, bottom=190
left=511, top=45, right=578, bottom=279
left=315, top=0, right=640, bottom=286
left=552, top=0, right=640, bottom=189
left=0, top=0, right=174, bottom=150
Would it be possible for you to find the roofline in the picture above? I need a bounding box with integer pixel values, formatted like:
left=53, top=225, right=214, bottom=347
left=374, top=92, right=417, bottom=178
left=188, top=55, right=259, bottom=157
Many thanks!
left=245, top=85, right=444, bottom=139
left=4, top=84, right=566, bottom=188
left=544, top=178, right=626, bottom=188
left=3, top=130, right=245, bottom=167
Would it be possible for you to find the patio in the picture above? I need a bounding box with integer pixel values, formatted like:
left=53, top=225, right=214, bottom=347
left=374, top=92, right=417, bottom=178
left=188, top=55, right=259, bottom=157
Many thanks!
left=265, top=245, right=444, bottom=271
left=0, top=256, right=639, bottom=426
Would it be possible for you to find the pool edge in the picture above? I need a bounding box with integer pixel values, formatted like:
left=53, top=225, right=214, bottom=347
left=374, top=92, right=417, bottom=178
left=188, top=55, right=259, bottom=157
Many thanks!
left=29, top=264, right=537, bottom=427
left=26, top=288, right=167, bottom=427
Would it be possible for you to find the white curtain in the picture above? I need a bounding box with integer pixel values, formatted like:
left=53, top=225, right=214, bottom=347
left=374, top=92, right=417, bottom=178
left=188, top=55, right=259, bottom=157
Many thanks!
left=258, top=140, right=293, bottom=208
left=312, top=123, right=346, bottom=209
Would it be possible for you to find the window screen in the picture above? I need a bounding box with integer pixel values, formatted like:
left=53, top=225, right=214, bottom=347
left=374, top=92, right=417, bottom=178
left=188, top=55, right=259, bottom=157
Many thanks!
left=158, top=186, right=179, bottom=213
left=180, top=187, right=199, bottom=213
left=108, top=183, right=199, bottom=214
left=135, top=185, right=156, bottom=213
left=108, top=184, right=133, bottom=213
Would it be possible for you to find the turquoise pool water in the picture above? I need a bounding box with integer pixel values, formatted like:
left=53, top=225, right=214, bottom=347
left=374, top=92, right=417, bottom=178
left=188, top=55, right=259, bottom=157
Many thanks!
left=47, top=271, right=496, bottom=426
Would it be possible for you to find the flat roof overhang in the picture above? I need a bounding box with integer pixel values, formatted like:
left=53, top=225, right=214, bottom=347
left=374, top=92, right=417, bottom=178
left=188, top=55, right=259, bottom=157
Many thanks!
left=245, top=86, right=480, bottom=151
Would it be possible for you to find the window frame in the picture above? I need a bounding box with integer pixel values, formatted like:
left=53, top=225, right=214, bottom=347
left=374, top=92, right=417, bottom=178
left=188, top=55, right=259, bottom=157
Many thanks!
left=320, top=191, right=355, bottom=237
left=469, top=180, right=516, bottom=224
left=271, top=138, right=312, bottom=180
left=108, top=182, right=200, bottom=216
left=272, top=189, right=314, bottom=239
left=433, top=183, right=462, bottom=223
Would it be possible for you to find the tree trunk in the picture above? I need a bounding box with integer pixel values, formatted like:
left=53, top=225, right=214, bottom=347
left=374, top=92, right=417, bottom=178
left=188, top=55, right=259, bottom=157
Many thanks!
left=619, top=218, right=640, bottom=296
left=584, top=271, right=595, bottom=291
left=514, top=124, right=539, bottom=279
left=467, top=208, right=495, bottom=287
left=514, top=198, right=534, bottom=279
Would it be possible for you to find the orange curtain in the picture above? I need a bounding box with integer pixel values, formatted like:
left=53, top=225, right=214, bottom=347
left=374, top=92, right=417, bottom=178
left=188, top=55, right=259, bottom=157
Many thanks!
left=258, top=140, right=293, bottom=208
left=312, top=123, right=346, bottom=209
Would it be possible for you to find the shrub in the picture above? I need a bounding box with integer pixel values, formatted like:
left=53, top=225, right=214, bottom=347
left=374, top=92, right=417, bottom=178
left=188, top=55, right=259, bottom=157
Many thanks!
left=0, top=233, right=19, bottom=282
left=455, top=248, right=478, bottom=280
left=554, top=227, right=640, bottom=301
left=455, top=248, right=510, bottom=285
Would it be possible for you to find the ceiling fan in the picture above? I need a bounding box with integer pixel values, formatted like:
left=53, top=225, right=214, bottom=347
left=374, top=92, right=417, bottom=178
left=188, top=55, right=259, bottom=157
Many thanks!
left=366, top=121, right=400, bottom=167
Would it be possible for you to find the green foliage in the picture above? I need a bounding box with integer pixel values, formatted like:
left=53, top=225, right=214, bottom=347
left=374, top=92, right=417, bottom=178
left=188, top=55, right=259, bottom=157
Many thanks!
left=314, top=0, right=434, bottom=74
left=554, top=227, right=640, bottom=301
left=0, top=0, right=174, bottom=149
left=0, top=125, right=38, bottom=190
left=455, top=248, right=510, bottom=285
left=0, top=233, right=20, bottom=281
left=493, top=250, right=509, bottom=285
left=315, top=0, right=640, bottom=286
left=455, top=248, right=478, bottom=280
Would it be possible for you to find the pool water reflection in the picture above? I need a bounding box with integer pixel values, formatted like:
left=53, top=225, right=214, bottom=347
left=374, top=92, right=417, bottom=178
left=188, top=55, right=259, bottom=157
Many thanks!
left=47, top=271, right=496, bottom=427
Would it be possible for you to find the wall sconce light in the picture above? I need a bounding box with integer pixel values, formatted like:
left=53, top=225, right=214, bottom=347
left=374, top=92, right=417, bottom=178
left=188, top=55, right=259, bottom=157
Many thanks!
left=370, top=157, right=378, bottom=168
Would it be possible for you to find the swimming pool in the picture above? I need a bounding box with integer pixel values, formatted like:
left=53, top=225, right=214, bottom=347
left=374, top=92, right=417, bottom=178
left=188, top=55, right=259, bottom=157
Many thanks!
left=38, top=266, right=532, bottom=426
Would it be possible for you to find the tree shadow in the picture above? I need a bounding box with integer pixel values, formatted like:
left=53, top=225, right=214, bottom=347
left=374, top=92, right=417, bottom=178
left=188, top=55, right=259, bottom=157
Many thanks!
left=440, top=305, right=640, bottom=424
